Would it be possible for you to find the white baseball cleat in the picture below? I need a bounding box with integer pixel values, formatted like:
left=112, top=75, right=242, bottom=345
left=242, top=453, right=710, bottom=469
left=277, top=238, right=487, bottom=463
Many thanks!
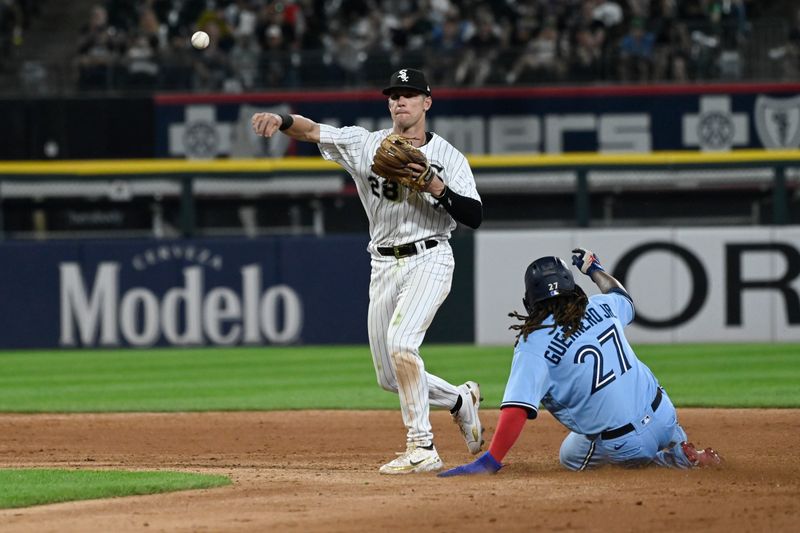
left=453, top=381, right=484, bottom=455
left=379, top=444, right=443, bottom=475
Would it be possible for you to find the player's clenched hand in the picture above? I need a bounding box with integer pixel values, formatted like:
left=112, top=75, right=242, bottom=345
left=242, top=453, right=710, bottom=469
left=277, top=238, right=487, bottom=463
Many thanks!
left=571, top=248, right=605, bottom=276
left=251, top=112, right=282, bottom=138
left=407, top=162, right=440, bottom=193
left=437, top=451, right=502, bottom=477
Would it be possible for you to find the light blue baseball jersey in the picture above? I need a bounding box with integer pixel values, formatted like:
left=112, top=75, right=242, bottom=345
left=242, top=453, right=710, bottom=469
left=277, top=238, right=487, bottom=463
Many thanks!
left=501, top=289, right=660, bottom=436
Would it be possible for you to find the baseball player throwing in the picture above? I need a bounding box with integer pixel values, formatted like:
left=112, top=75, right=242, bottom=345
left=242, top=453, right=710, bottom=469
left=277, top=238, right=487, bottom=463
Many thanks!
left=439, top=249, right=721, bottom=476
left=251, top=68, right=484, bottom=474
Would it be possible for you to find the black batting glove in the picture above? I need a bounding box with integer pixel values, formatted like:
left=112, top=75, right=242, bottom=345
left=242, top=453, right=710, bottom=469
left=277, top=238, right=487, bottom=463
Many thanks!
left=571, top=248, right=605, bottom=276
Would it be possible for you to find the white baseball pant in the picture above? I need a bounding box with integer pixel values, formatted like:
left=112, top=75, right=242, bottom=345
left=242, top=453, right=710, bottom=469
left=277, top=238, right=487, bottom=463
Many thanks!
left=367, top=240, right=461, bottom=447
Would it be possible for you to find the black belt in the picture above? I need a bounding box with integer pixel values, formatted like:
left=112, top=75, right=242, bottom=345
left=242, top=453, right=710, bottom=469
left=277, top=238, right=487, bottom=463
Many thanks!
left=377, top=240, right=438, bottom=259
left=600, top=387, right=663, bottom=441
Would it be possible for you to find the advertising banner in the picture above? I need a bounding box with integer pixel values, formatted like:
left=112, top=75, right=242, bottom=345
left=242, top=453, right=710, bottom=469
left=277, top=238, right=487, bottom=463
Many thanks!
left=475, top=227, right=800, bottom=344
left=0, top=236, right=370, bottom=348
left=155, top=83, right=800, bottom=158
left=0, top=234, right=474, bottom=349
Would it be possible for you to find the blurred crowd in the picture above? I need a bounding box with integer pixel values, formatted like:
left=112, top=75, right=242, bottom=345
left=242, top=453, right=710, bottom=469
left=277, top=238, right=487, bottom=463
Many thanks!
left=0, top=0, right=43, bottom=70
left=71, top=0, right=794, bottom=92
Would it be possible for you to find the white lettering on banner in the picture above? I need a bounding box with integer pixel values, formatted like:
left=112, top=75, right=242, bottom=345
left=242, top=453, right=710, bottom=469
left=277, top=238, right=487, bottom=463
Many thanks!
left=488, top=116, right=541, bottom=153
left=121, top=288, right=159, bottom=346
left=260, top=285, right=304, bottom=344
left=204, top=287, right=242, bottom=344
left=430, top=117, right=486, bottom=154
left=435, top=114, right=649, bottom=154
left=166, top=111, right=653, bottom=156
left=598, top=114, right=651, bottom=152
left=347, top=115, right=651, bottom=154
left=132, top=245, right=223, bottom=271
left=162, top=267, right=203, bottom=344
left=60, top=262, right=119, bottom=345
left=242, top=264, right=261, bottom=343
left=545, top=114, right=596, bottom=153
left=59, top=263, right=303, bottom=347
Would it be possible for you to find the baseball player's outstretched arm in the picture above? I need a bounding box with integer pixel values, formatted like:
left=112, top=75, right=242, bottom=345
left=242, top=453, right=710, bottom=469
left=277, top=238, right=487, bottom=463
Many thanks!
left=251, top=112, right=320, bottom=143
left=590, top=270, right=626, bottom=295
left=572, top=248, right=627, bottom=294
left=438, top=406, right=528, bottom=477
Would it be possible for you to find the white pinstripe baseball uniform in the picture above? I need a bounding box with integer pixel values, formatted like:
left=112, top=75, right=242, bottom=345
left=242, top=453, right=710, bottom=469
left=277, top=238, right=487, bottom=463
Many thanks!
left=318, top=125, right=481, bottom=448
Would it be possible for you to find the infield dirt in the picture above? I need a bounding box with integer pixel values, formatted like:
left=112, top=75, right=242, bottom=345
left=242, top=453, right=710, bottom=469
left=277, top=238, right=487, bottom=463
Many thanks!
left=0, top=409, right=797, bottom=532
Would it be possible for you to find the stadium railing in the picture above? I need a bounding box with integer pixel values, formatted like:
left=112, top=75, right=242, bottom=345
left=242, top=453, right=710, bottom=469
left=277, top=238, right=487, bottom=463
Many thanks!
left=0, top=149, right=797, bottom=239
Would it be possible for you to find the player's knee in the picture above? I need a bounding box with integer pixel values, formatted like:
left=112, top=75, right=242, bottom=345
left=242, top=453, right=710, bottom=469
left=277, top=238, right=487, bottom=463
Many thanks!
left=559, top=437, right=583, bottom=471
left=390, top=350, right=415, bottom=367
left=559, top=450, right=580, bottom=471
left=390, top=350, right=424, bottom=378
left=558, top=446, right=571, bottom=468
left=372, top=355, right=398, bottom=392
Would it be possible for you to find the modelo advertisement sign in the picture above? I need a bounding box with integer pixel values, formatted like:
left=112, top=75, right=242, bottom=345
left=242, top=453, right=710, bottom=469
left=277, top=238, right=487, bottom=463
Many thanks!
left=475, top=227, right=800, bottom=344
left=0, top=236, right=370, bottom=349
left=154, top=83, right=800, bottom=159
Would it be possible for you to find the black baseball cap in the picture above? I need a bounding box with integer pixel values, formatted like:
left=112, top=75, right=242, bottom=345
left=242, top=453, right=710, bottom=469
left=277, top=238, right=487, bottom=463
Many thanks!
left=382, top=68, right=431, bottom=96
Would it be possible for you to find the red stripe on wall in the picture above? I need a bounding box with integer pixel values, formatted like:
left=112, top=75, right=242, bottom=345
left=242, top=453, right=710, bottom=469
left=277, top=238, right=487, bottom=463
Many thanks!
left=154, top=82, right=800, bottom=105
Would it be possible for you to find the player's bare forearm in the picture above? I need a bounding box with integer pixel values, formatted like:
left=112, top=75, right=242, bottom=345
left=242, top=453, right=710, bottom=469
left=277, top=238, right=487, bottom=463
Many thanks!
left=251, top=112, right=320, bottom=143
left=282, top=114, right=321, bottom=143
left=590, top=270, right=626, bottom=294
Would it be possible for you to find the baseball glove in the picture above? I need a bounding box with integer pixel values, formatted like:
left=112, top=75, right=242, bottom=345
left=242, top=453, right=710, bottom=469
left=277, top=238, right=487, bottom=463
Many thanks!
left=371, top=134, right=434, bottom=192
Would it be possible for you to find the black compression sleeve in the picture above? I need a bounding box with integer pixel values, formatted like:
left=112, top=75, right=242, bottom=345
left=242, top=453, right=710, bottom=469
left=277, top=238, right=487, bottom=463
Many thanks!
left=434, top=186, right=483, bottom=229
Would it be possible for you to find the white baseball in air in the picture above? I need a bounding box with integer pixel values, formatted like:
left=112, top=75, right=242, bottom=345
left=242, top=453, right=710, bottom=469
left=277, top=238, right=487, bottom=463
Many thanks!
left=191, top=31, right=210, bottom=49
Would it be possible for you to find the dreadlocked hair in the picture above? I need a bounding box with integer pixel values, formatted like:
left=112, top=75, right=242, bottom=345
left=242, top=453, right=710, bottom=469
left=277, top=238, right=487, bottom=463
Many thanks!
left=508, top=285, right=589, bottom=345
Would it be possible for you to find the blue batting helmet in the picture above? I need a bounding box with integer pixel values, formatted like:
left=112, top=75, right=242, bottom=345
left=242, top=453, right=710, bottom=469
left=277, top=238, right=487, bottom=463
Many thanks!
left=523, top=256, right=576, bottom=314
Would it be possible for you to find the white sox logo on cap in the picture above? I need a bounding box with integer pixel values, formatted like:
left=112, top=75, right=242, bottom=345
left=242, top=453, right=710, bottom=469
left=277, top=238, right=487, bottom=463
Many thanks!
left=382, top=68, right=432, bottom=96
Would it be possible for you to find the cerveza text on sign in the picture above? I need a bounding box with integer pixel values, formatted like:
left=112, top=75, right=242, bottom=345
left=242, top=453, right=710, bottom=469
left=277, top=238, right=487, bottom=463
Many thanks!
left=131, top=245, right=223, bottom=271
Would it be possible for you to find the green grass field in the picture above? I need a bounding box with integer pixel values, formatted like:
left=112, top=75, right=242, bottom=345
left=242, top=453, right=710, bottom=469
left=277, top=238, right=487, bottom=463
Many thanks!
left=0, top=343, right=796, bottom=509
left=0, top=343, right=797, bottom=411
left=0, top=469, right=230, bottom=509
